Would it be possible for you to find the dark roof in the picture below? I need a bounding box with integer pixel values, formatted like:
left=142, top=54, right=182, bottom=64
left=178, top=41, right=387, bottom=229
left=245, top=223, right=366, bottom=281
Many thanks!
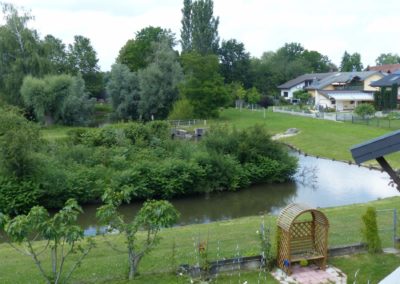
left=367, top=64, right=400, bottom=74
left=306, top=71, right=381, bottom=90
left=277, top=73, right=332, bottom=89
left=370, top=72, right=400, bottom=87
left=350, top=130, right=400, bottom=164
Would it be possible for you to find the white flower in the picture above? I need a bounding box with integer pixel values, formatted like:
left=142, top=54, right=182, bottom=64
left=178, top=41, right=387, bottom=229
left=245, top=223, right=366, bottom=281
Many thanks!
left=256, top=230, right=259, bottom=234
left=243, top=281, right=248, bottom=284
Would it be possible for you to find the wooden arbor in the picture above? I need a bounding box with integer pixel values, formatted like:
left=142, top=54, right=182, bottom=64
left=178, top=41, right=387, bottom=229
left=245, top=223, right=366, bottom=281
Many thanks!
left=277, top=203, right=329, bottom=274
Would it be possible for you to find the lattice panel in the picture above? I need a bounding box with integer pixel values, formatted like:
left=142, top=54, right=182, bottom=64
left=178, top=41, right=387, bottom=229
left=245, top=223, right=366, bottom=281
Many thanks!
left=291, top=221, right=312, bottom=239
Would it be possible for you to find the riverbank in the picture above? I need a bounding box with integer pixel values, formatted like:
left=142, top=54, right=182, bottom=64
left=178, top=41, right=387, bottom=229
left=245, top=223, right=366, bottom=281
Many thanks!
left=217, top=108, right=400, bottom=168
left=1, top=196, right=400, bottom=283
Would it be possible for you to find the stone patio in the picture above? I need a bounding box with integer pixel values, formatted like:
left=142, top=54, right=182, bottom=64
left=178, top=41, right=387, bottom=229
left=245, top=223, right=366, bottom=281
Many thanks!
left=272, top=264, right=346, bottom=284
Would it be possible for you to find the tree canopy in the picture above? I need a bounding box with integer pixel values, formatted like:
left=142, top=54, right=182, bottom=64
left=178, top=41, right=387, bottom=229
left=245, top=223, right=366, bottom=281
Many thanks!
left=117, top=26, right=175, bottom=72
left=340, top=51, right=363, bottom=71
left=180, top=0, right=219, bottom=55
left=375, top=53, right=400, bottom=66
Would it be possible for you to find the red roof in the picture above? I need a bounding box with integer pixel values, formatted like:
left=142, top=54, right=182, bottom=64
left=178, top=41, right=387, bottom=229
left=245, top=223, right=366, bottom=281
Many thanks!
left=367, top=64, right=400, bottom=74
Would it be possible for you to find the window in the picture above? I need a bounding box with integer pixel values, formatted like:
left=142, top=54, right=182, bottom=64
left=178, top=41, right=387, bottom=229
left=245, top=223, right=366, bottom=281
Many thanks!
left=350, top=101, right=355, bottom=104
left=284, top=92, right=289, bottom=97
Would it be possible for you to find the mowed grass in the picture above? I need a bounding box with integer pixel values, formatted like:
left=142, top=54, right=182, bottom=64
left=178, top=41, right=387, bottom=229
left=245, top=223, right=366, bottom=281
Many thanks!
left=1, top=196, right=400, bottom=283
left=217, top=108, right=400, bottom=168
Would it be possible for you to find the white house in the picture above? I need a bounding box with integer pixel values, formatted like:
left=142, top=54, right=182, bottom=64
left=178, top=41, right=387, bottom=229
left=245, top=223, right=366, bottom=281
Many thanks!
left=277, top=73, right=333, bottom=101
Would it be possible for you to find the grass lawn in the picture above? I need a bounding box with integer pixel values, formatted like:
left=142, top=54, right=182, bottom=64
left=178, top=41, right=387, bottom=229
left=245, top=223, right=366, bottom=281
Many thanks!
left=216, top=108, right=400, bottom=168
left=1, top=196, right=400, bottom=283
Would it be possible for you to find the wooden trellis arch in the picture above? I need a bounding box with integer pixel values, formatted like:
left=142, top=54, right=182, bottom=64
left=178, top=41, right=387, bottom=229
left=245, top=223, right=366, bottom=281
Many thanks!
left=277, top=203, right=329, bottom=274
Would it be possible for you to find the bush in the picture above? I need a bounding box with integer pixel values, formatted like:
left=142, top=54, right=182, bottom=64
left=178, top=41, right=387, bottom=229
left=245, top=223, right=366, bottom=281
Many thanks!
left=361, top=207, right=382, bottom=253
left=0, top=177, right=42, bottom=215
left=354, top=103, right=375, bottom=119
left=168, top=98, right=195, bottom=120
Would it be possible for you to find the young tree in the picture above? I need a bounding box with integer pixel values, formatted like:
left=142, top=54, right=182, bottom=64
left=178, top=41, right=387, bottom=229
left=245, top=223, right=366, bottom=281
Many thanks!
left=106, top=64, right=141, bottom=120
left=246, top=87, right=261, bottom=110
left=293, top=90, right=311, bottom=106
left=180, top=52, right=228, bottom=118
left=97, top=188, right=179, bottom=280
left=354, top=103, right=375, bottom=118
left=190, top=0, right=219, bottom=55
left=117, top=26, right=175, bottom=72
left=138, top=41, right=183, bottom=120
left=0, top=199, right=95, bottom=284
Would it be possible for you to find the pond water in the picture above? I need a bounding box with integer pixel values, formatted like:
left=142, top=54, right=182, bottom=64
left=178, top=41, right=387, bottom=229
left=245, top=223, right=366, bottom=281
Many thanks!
left=79, top=153, right=400, bottom=236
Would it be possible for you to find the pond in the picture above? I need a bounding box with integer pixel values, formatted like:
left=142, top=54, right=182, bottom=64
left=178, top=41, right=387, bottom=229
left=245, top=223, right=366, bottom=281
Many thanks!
left=79, top=153, right=400, bottom=235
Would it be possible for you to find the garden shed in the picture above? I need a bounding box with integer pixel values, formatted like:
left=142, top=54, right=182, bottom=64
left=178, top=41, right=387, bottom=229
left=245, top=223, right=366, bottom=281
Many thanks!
left=277, top=203, right=329, bottom=274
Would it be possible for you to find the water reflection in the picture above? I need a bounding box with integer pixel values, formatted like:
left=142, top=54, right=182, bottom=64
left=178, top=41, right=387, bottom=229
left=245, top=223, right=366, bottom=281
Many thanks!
left=79, top=153, right=400, bottom=235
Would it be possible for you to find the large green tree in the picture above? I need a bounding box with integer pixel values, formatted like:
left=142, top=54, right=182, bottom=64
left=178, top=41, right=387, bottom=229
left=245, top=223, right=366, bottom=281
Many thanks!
left=68, top=35, right=103, bottom=98
left=21, top=74, right=95, bottom=126
left=219, top=39, right=251, bottom=87
left=0, top=3, right=47, bottom=106
left=180, top=52, right=228, bottom=118
left=138, top=41, right=183, bottom=120
left=42, top=34, right=68, bottom=74
left=340, top=51, right=363, bottom=71
left=375, top=53, right=400, bottom=66
left=106, top=64, right=141, bottom=120
left=117, top=26, right=175, bottom=72
left=180, top=0, right=219, bottom=55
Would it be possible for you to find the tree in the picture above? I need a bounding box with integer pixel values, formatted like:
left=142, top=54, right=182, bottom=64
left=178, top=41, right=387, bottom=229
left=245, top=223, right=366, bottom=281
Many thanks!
left=246, top=87, right=261, bottom=110
left=42, top=34, right=68, bottom=74
left=180, top=52, right=228, bottom=118
left=0, top=3, right=47, bottom=106
left=0, top=107, right=40, bottom=179
left=106, top=64, right=141, bottom=120
left=361, top=207, right=382, bottom=253
left=190, top=0, right=219, bottom=55
left=117, top=26, right=175, bottom=72
left=21, top=74, right=95, bottom=125
left=168, top=98, right=194, bottom=119
left=219, top=39, right=251, bottom=87
left=138, top=41, right=183, bottom=120
left=302, top=50, right=333, bottom=73
left=0, top=199, right=95, bottom=284
left=375, top=53, right=400, bottom=66
left=68, top=35, right=103, bottom=98
left=180, top=0, right=192, bottom=53
left=97, top=188, right=179, bottom=280
left=340, top=51, right=363, bottom=71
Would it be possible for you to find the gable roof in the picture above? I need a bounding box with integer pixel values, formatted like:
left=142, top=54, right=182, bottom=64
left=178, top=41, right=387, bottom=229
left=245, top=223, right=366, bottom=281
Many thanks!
left=367, top=64, right=400, bottom=74
left=277, top=73, right=333, bottom=89
left=306, top=71, right=381, bottom=90
left=370, top=71, right=400, bottom=87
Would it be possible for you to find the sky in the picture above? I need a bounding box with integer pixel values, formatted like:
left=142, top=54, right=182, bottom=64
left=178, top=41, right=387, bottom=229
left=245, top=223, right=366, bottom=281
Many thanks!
left=4, top=0, right=400, bottom=71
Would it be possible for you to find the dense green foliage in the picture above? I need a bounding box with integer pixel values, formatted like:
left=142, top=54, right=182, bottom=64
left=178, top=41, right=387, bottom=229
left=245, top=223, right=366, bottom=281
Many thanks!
left=340, top=51, right=363, bottom=71
left=117, top=26, right=175, bottom=72
left=180, top=0, right=219, bottom=55
left=354, top=103, right=375, bottom=118
left=361, top=207, right=382, bottom=253
left=180, top=52, right=229, bottom=117
left=374, top=84, right=398, bottom=111
left=293, top=90, right=311, bottom=105
left=0, top=109, right=296, bottom=214
left=375, top=53, right=400, bottom=65
left=21, top=74, right=95, bottom=125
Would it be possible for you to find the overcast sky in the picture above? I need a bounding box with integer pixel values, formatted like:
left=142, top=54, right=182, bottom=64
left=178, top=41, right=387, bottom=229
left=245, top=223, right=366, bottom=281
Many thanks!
left=4, top=0, right=400, bottom=71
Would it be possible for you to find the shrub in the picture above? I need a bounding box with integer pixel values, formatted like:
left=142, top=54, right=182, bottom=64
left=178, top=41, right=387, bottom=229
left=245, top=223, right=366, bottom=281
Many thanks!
left=361, top=207, right=382, bottom=253
left=354, top=103, right=375, bottom=119
left=168, top=98, right=195, bottom=120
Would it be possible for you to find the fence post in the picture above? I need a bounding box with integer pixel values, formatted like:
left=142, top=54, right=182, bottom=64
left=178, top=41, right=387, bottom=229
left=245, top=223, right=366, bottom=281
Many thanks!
left=394, top=209, right=397, bottom=248
left=352, top=115, right=354, bottom=124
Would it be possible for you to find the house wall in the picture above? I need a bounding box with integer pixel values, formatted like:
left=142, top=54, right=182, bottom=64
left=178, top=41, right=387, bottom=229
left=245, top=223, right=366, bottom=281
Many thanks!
left=364, top=74, right=384, bottom=91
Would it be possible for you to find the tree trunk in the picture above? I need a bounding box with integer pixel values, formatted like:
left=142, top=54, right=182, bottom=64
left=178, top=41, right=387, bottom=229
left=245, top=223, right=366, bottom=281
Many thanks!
left=128, top=251, right=143, bottom=280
